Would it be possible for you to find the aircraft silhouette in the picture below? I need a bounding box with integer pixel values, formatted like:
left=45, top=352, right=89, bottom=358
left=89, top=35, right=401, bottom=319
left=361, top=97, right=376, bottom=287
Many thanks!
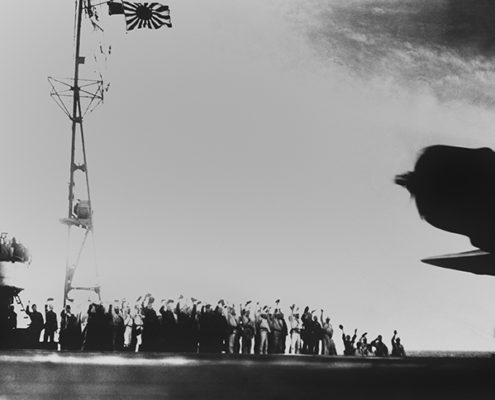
left=395, top=144, right=495, bottom=275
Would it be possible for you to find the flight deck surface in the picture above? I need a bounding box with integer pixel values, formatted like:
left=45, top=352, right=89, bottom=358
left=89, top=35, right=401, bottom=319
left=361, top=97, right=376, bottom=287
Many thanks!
left=0, top=351, right=493, bottom=399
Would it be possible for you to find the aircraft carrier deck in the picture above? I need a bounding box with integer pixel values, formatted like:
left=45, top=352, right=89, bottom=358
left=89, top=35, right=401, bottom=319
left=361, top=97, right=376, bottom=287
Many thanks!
left=0, top=351, right=494, bottom=399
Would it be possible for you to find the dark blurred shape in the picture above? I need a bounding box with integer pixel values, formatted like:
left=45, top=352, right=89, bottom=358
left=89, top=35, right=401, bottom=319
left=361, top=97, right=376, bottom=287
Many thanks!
left=422, top=249, right=495, bottom=276
left=395, top=145, right=495, bottom=252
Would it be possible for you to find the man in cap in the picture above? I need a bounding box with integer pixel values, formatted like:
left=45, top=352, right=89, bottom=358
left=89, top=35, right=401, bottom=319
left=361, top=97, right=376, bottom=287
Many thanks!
left=256, top=304, right=271, bottom=354
left=391, top=330, right=406, bottom=357
left=225, top=304, right=240, bottom=353
left=240, top=301, right=255, bottom=354
left=340, top=325, right=357, bottom=356
left=288, top=304, right=303, bottom=354
left=26, top=301, right=44, bottom=349
left=268, top=300, right=286, bottom=354
left=371, top=334, right=389, bottom=357
left=320, top=310, right=337, bottom=356
left=44, top=299, right=58, bottom=349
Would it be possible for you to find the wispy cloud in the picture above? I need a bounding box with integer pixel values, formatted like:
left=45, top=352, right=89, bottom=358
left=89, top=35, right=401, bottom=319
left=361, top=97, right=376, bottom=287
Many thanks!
left=297, top=0, right=495, bottom=106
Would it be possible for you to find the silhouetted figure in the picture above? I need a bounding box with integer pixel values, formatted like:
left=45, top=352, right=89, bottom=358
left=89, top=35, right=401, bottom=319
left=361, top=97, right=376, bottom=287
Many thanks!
left=211, top=304, right=228, bottom=353
left=189, top=302, right=201, bottom=353
left=0, top=233, right=11, bottom=262
left=339, top=325, right=357, bottom=356
left=199, top=304, right=215, bottom=353
left=391, top=330, right=406, bottom=357
left=140, top=295, right=160, bottom=352
left=112, top=305, right=125, bottom=351
left=225, top=305, right=240, bottom=354
left=301, top=306, right=312, bottom=354
left=199, top=302, right=227, bottom=353
left=11, top=238, right=24, bottom=262
left=288, top=305, right=303, bottom=354
left=253, top=302, right=262, bottom=354
left=83, top=303, right=108, bottom=351
left=320, top=311, right=337, bottom=356
left=44, top=303, right=58, bottom=349
left=7, top=304, right=17, bottom=330
left=131, top=306, right=144, bottom=351
left=240, top=305, right=255, bottom=354
left=6, top=304, right=17, bottom=348
left=201, top=303, right=229, bottom=353
left=60, top=305, right=81, bottom=350
left=25, top=303, right=44, bottom=348
left=356, top=332, right=370, bottom=356
left=371, top=335, right=389, bottom=357
left=396, top=145, right=495, bottom=252
left=159, top=299, right=178, bottom=352
left=307, top=314, right=321, bottom=355
left=123, top=305, right=134, bottom=351
left=257, top=312, right=271, bottom=355
left=280, top=312, right=288, bottom=354
left=9, top=237, right=29, bottom=262
left=176, top=300, right=199, bottom=353
left=268, top=305, right=285, bottom=354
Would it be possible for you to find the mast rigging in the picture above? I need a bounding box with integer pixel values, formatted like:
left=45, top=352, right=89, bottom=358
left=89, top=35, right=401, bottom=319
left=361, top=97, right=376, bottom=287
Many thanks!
left=49, top=0, right=105, bottom=307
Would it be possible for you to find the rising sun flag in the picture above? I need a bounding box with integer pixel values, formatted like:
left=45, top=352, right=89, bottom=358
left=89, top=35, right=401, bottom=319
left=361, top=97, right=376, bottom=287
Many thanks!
left=108, top=1, right=172, bottom=31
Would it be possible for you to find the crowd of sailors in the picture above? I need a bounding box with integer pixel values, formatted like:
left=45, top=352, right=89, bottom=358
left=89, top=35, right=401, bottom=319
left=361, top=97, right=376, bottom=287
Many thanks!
left=5, top=295, right=406, bottom=357
left=0, top=233, right=30, bottom=263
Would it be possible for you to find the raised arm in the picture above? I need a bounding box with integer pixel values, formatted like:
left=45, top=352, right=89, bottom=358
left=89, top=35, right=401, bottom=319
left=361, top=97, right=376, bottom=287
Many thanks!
left=339, top=324, right=345, bottom=341
left=288, top=304, right=295, bottom=321
left=254, top=302, right=261, bottom=322
left=351, top=329, right=357, bottom=343
left=392, top=330, right=397, bottom=346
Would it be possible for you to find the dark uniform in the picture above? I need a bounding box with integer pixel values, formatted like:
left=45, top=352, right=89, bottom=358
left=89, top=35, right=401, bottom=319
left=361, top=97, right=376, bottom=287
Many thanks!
left=26, top=304, right=44, bottom=348
left=44, top=306, right=58, bottom=349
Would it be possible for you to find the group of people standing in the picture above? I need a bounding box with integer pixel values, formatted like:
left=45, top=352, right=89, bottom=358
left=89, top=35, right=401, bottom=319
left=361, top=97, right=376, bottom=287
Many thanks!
left=0, top=233, right=30, bottom=263
left=7, top=301, right=59, bottom=349
left=11, top=295, right=405, bottom=358
left=340, top=325, right=406, bottom=357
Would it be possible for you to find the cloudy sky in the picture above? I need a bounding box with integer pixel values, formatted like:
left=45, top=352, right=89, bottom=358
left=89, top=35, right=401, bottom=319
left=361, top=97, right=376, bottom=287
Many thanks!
left=2, top=0, right=495, bottom=351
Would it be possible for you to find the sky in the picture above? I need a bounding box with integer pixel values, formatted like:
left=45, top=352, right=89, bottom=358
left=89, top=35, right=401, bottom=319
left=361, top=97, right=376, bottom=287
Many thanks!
left=2, top=0, right=495, bottom=351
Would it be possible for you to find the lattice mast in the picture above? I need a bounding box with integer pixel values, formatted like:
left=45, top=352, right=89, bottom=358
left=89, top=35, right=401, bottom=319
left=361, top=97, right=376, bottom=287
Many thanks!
left=49, top=0, right=104, bottom=308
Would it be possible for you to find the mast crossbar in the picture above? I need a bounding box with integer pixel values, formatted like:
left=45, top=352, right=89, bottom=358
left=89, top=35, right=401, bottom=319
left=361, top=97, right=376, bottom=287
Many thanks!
left=51, top=0, right=102, bottom=308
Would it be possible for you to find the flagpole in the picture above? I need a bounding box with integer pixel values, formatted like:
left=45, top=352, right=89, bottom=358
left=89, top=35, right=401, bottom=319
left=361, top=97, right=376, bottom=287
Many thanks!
left=63, top=0, right=87, bottom=309
left=68, top=0, right=83, bottom=219
left=49, top=0, right=103, bottom=310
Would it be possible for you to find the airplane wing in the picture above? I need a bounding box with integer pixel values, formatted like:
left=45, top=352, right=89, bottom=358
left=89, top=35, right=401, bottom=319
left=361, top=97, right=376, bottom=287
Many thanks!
left=421, top=250, right=495, bottom=276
